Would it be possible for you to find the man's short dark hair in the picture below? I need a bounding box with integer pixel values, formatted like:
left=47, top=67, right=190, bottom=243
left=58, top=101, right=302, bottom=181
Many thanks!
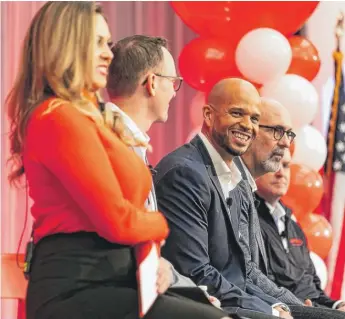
left=107, top=35, right=168, bottom=98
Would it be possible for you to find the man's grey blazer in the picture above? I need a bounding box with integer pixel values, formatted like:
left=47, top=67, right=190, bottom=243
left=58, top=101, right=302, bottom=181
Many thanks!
left=233, top=157, right=304, bottom=306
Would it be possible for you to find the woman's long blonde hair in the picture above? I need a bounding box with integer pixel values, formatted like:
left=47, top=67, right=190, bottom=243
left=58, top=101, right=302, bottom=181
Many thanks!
left=7, top=2, right=142, bottom=186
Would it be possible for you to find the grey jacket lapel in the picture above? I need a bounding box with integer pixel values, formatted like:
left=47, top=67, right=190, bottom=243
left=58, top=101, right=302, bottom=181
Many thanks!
left=244, top=181, right=268, bottom=271
left=233, top=157, right=268, bottom=271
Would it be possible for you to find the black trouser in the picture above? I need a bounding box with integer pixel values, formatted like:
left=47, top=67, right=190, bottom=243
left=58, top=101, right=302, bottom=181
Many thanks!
left=26, top=232, right=234, bottom=319
left=236, top=309, right=277, bottom=319
left=289, top=304, right=345, bottom=319
left=168, top=288, right=276, bottom=319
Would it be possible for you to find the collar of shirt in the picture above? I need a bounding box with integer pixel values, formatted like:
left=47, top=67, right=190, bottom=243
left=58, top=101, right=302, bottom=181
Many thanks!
left=198, top=132, right=242, bottom=187
left=105, top=102, right=150, bottom=146
left=237, top=157, right=257, bottom=192
left=266, top=201, right=286, bottom=222
left=106, top=103, right=156, bottom=211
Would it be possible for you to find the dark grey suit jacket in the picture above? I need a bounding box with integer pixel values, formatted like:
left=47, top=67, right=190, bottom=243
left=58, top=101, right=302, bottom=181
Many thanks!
left=234, top=157, right=304, bottom=306
left=154, top=135, right=279, bottom=315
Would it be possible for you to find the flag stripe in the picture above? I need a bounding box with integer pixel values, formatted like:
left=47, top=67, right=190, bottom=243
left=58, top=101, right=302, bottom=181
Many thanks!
left=342, top=268, right=345, bottom=299
left=330, top=205, right=345, bottom=299
left=325, top=51, right=343, bottom=175
left=326, top=171, right=345, bottom=297
left=320, top=170, right=335, bottom=221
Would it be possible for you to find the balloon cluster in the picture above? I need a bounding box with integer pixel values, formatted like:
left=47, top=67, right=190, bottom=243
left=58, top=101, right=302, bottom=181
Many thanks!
left=172, top=1, right=320, bottom=129
left=172, top=1, right=332, bottom=262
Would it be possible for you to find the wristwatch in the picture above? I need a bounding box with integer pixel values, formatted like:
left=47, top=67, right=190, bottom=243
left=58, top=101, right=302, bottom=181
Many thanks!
left=279, top=304, right=291, bottom=313
left=336, top=302, right=345, bottom=309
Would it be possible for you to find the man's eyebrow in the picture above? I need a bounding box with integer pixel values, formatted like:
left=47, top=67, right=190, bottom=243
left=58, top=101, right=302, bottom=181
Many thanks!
left=271, top=125, right=292, bottom=130
left=227, top=106, right=261, bottom=117
left=226, top=107, right=243, bottom=111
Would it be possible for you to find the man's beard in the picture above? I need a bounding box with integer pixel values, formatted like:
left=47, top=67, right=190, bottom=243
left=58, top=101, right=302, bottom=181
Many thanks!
left=261, top=147, right=285, bottom=173
left=211, top=127, right=245, bottom=157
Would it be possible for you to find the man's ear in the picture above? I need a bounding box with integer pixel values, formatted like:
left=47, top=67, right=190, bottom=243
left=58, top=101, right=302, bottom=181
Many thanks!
left=146, top=73, right=156, bottom=97
left=202, top=104, right=213, bottom=127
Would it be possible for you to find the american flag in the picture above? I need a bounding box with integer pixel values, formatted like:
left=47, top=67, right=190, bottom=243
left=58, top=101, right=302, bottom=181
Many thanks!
left=323, top=45, right=345, bottom=300
left=325, top=52, right=345, bottom=174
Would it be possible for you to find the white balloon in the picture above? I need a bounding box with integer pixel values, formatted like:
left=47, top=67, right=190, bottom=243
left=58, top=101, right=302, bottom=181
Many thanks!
left=260, top=74, right=319, bottom=130
left=235, top=28, right=292, bottom=84
left=186, top=126, right=202, bottom=143
left=292, top=125, right=327, bottom=171
left=310, top=251, right=328, bottom=290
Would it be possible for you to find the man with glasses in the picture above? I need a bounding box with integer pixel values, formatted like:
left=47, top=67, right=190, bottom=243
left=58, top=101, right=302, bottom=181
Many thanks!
left=105, top=35, right=234, bottom=318
left=106, top=35, right=187, bottom=290
left=107, top=35, right=183, bottom=127
left=239, top=98, right=296, bottom=180
left=234, top=97, right=345, bottom=319
left=233, top=98, right=301, bottom=306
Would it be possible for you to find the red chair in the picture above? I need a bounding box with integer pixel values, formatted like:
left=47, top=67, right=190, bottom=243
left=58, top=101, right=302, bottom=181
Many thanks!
left=1, top=254, right=28, bottom=319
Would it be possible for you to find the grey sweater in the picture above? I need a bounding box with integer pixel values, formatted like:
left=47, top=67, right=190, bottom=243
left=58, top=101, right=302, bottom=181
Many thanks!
left=234, top=157, right=304, bottom=306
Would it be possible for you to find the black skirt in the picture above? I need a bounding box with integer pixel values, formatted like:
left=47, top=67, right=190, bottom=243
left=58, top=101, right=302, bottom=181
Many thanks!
left=26, top=232, right=230, bottom=319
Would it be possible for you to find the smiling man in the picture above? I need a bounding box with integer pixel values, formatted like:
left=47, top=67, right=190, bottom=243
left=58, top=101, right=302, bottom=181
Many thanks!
left=240, top=98, right=295, bottom=179
left=154, top=78, right=287, bottom=319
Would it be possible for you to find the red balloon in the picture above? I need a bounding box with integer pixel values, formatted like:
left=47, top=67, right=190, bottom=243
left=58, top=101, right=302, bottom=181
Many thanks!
left=281, top=164, right=324, bottom=217
left=287, top=36, right=321, bottom=81
left=179, top=37, right=240, bottom=92
left=171, top=1, right=319, bottom=40
left=298, top=213, right=333, bottom=259
left=171, top=2, right=238, bottom=40
left=242, top=2, right=320, bottom=36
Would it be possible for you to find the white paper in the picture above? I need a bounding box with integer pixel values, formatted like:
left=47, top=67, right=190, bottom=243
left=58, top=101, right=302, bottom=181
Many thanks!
left=138, top=244, right=159, bottom=317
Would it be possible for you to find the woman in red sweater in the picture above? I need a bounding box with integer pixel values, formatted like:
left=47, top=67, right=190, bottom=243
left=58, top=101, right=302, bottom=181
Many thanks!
left=7, top=2, right=231, bottom=319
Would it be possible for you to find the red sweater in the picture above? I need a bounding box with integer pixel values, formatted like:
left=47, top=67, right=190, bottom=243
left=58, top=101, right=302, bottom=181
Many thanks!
left=23, top=97, right=169, bottom=244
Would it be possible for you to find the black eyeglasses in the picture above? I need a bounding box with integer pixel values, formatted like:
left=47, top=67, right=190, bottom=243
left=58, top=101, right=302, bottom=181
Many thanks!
left=259, top=125, right=296, bottom=142
left=142, top=73, right=183, bottom=92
